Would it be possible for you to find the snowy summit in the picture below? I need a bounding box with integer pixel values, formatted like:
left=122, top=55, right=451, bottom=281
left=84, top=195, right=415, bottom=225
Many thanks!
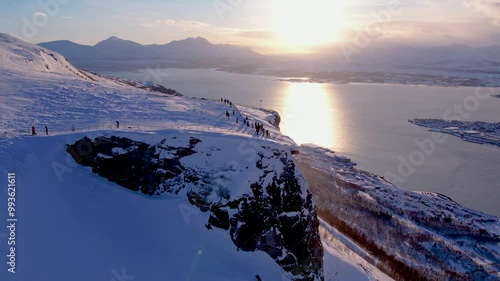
left=0, top=33, right=328, bottom=281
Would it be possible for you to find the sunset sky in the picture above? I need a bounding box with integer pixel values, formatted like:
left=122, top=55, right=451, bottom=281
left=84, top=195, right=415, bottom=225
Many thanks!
left=1, top=0, right=499, bottom=53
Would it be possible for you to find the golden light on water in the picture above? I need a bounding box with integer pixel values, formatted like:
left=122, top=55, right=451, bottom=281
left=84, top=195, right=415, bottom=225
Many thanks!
left=280, top=82, right=345, bottom=150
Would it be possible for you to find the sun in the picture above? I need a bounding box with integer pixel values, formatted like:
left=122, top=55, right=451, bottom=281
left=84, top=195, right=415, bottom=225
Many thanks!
left=272, top=0, right=346, bottom=50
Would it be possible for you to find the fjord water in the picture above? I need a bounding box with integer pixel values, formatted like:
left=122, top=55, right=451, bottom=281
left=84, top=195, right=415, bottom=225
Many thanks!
left=102, top=68, right=500, bottom=216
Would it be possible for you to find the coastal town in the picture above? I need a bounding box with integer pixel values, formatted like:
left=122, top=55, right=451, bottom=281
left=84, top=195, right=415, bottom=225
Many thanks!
left=410, top=119, right=500, bottom=147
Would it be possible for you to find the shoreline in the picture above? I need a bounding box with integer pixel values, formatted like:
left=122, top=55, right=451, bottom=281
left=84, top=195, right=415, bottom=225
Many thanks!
left=86, top=68, right=499, bottom=218
left=214, top=67, right=500, bottom=88
left=409, top=118, right=500, bottom=148
left=92, top=68, right=499, bottom=217
left=293, top=144, right=499, bottom=280
left=68, top=64, right=500, bottom=89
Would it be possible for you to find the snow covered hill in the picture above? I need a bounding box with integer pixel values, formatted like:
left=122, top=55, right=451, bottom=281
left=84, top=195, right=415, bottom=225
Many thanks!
left=0, top=131, right=292, bottom=281
left=0, top=33, right=95, bottom=80
left=0, top=34, right=391, bottom=280
left=295, top=144, right=500, bottom=281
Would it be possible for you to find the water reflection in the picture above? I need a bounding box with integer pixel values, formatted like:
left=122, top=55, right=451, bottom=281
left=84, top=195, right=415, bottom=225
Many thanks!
left=280, top=82, right=345, bottom=150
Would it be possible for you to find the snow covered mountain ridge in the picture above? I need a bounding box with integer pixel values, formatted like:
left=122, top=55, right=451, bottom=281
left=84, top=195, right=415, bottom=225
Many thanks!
left=38, top=35, right=263, bottom=70
left=0, top=33, right=330, bottom=280
left=65, top=134, right=324, bottom=280
left=0, top=33, right=94, bottom=80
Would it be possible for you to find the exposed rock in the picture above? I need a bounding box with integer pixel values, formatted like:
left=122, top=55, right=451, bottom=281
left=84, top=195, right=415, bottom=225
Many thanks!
left=67, top=135, right=324, bottom=280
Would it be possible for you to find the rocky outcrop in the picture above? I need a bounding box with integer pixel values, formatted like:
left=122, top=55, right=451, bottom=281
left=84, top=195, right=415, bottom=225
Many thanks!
left=260, top=109, right=282, bottom=130
left=67, top=135, right=324, bottom=280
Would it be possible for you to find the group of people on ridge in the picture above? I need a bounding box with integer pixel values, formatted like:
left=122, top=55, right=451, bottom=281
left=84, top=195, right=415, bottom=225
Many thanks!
left=31, top=126, right=49, bottom=135
left=221, top=98, right=233, bottom=107
left=29, top=97, right=273, bottom=139
left=31, top=124, right=76, bottom=135
left=221, top=98, right=271, bottom=138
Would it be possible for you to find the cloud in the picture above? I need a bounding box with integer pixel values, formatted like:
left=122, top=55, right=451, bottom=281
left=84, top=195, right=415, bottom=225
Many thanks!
left=33, top=12, right=48, bottom=17
left=214, top=28, right=280, bottom=40
left=137, top=23, right=155, bottom=28
left=159, top=19, right=175, bottom=25
left=236, top=30, right=279, bottom=39
left=113, top=14, right=148, bottom=21
left=355, top=19, right=500, bottom=47
left=464, top=0, right=500, bottom=25
left=158, top=19, right=210, bottom=30
left=61, top=16, right=73, bottom=20
left=179, top=20, right=210, bottom=29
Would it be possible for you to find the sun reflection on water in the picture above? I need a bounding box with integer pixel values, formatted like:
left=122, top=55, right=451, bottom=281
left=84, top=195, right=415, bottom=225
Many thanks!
left=280, top=82, right=345, bottom=150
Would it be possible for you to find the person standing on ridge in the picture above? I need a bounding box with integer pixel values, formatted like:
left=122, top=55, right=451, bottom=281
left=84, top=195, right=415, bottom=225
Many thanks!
left=71, top=124, right=75, bottom=132
left=116, top=121, right=120, bottom=128
left=45, top=126, right=48, bottom=135
left=31, top=126, right=36, bottom=135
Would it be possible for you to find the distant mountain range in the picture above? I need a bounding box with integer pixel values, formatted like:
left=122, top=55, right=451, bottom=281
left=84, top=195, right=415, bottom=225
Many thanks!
left=38, top=36, right=500, bottom=86
left=39, top=36, right=263, bottom=70
left=331, top=43, right=500, bottom=69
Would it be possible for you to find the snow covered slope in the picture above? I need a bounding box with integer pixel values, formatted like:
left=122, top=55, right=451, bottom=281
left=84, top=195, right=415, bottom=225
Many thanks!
left=0, top=33, right=95, bottom=80
left=0, top=34, right=385, bottom=280
left=0, top=34, right=287, bottom=140
left=0, top=131, right=290, bottom=281
left=295, top=144, right=500, bottom=281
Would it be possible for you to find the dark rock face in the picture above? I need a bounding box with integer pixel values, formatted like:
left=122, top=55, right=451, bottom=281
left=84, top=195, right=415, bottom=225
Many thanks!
left=67, top=136, right=324, bottom=280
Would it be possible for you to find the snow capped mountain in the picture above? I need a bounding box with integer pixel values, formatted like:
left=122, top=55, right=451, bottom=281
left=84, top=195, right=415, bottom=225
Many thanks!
left=1, top=132, right=294, bottom=281
left=0, top=33, right=381, bottom=281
